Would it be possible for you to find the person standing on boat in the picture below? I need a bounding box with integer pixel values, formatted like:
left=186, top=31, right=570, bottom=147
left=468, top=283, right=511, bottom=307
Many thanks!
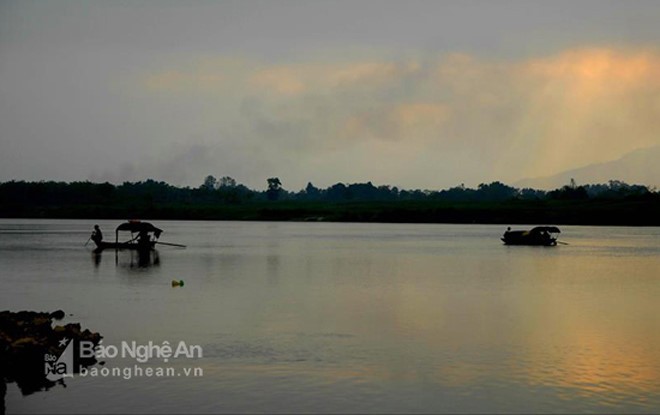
left=541, top=229, right=550, bottom=243
left=91, top=225, right=103, bottom=245
left=137, top=229, right=150, bottom=249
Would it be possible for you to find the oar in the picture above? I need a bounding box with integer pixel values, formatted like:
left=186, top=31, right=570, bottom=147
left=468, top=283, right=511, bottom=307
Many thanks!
left=84, top=237, right=91, bottom=246
left=557, top=241, right=569, bottom=245
left=155, top=241, right=187, bottom=248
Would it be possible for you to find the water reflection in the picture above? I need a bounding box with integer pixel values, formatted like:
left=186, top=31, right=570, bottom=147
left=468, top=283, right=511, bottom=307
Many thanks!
left=121, top=249, right=160, bottom=269
left=92, top=251, right=102, bottom=267
left=92, top=249, right=160, bottom=270
left=194, top=233, right=660, bottom=412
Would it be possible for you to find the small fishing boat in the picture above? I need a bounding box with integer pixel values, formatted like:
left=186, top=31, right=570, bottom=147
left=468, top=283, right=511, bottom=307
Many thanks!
left=93, top=220, right=163, bottom=252
left=501, top=226, right=560, bottom=246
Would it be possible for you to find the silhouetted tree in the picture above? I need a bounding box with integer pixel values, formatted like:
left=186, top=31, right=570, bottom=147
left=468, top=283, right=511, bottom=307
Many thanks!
left=325, top=183, right=348, bottom=200
left=202, top=175, right=217, bottom=190
left=519, top=187, right=546, bottom=200
left=435, top=184, right=476, bottom=201
left=218, top=176, right=237, bottom=188
left=548, top=185, right=589, bottom=200
left=475, top=182, right=518, bottom=201
left=266, top=177, right=282, bottom=201
left=304, top=182, right=320, bottom=199
left=583, top=180, right=650, bottom=199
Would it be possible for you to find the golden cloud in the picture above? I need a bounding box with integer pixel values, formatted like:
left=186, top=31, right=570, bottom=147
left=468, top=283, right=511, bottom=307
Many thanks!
left=524, top=48, right=660, bottom=86
left=139, top=47, right=660, bottom=186
left=250, top=66, right=307, bottom=96
left=342, top=103, right=451, bottom=143
left=247, top=60, right=422, bottom=96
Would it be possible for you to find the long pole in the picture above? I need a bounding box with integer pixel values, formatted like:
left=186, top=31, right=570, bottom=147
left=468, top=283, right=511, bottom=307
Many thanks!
left=155, top=241, right=187, bottom=248
left=84, top=237, right=91, bottom=246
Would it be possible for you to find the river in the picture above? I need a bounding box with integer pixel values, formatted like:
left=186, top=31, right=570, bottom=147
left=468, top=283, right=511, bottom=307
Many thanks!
left=1, top=219, right=659, bottom=413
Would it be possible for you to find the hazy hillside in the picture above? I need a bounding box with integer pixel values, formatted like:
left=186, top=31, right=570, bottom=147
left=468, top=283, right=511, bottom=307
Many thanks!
left=516, top=146, right=660, bottom=189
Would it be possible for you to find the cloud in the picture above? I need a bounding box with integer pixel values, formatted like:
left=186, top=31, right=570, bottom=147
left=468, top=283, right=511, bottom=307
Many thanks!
left=250, top=66, right=307, bottom=96
left=145, top=69, right=225, bottom=93
left=510, top=48, right=660, bottom=177
left=133, top=47, right=660, bottom=189
left=90, top=141, right=278, bottom=189
left=342, top=103, right=451, bottom=142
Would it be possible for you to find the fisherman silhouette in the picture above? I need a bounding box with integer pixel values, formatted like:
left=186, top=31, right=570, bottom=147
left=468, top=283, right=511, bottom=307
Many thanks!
left=91, top=225, right=103, bottom=245
left=137, top=229, right=150, bottom=248
left=541, top=230, right=550, bottom=242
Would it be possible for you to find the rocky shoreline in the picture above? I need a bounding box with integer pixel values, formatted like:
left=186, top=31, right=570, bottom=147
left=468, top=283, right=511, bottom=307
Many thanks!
left=0, top=310, right=102, bottom=414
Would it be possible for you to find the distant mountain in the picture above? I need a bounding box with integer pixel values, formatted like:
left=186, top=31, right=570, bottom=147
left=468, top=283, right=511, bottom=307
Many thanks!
left=515, top=146, right=660, bottom=190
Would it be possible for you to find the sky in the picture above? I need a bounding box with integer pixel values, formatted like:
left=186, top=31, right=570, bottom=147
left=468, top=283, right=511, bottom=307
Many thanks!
left=1, top=0, right=659, bottom=191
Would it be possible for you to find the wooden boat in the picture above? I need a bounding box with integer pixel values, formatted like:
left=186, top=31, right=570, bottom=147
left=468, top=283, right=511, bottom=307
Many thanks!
left=501, top=226, right=560, bottom=246
left=93, top=220, right=162, bottom=252
left=94, top=240, right=156, bottom=251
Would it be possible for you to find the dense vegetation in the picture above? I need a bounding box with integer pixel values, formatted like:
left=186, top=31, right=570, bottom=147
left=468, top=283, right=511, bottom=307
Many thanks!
left=0, top=176, right=658, bottom=225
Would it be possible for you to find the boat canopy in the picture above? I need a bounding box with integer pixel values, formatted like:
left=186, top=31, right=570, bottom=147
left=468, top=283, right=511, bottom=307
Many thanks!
left=529, top=226, right=561, bottom=234
left=115, top=221, right=163, bottom=242
left=116, top=221, right=162, bottom=234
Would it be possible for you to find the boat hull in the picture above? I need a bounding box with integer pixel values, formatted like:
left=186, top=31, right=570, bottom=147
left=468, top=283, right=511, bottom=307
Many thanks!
left=501, top=237, right=557, bottom=246
left=94, top=241, right=155, bottom=251
left=501, top=228, right=559, bottom=246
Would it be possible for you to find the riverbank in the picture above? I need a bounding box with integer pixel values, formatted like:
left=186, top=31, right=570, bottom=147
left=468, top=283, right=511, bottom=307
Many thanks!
left=0, top=310, right=102, bottom=413
left=1, top=198, right=658, bottom=226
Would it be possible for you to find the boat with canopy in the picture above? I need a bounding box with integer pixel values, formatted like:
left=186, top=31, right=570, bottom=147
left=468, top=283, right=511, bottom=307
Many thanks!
left=93, top=220, right=163, bottom=251
left=501, top=226, right=561, bottom=246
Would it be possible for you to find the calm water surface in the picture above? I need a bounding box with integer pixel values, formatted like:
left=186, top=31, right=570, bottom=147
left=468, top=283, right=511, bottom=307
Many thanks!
left=1, top=219, right=659, bottom=413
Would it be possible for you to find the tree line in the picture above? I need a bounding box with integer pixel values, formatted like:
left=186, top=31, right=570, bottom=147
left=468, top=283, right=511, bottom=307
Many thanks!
left=0, top=176, right=655, bottom=207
